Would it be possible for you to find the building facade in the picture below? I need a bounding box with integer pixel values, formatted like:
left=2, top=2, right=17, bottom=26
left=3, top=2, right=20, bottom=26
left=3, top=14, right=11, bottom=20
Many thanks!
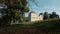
left=28, top=11, right=44, bottom=22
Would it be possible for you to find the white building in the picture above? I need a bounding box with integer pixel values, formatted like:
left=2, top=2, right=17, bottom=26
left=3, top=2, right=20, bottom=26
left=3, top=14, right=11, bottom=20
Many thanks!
left=28, top=11, right=44, bottom=22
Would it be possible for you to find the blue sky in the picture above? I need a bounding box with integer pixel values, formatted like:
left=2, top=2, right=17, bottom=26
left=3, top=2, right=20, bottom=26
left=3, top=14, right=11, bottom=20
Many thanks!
left=25, top=0, right=60, bottom=17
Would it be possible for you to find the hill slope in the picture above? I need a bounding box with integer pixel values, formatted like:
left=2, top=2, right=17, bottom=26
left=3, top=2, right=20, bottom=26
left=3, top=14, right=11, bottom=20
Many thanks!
left=0, top=18, right=60, bottom=34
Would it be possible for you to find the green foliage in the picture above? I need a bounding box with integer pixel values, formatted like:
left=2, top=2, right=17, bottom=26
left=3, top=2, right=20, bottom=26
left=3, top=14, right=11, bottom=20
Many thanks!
left=33, top=18, right=60, bottom=31
left=51, top=12, right=59, bottom=18
left=43, top=12, right=49, bottom=20
left=0, top=15, right=10, bottom=27
left=0, top=0, right=29, bottom=26
left=43, top=11, right=59, bottom=20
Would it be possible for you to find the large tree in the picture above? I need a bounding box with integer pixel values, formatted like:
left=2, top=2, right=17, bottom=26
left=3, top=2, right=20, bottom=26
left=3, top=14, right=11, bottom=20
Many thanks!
left=0, top=0, right=29, bottom=25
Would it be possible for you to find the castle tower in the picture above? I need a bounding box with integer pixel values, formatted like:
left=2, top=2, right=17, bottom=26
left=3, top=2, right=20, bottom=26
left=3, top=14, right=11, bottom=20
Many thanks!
left=39, top=13, right=44, bottom=20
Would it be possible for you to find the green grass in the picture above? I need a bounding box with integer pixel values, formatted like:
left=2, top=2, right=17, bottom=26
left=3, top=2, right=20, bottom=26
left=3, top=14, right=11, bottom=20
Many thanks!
left=0, top=24, right=24, bottom=32
left=32, top=18, right=60, bottom=31
left=0, top=18, right=60, bottom=32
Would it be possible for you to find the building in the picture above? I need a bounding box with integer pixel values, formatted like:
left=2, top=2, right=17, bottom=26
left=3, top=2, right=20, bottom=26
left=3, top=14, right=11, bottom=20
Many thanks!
left=27, top=11, right=44, bottom=22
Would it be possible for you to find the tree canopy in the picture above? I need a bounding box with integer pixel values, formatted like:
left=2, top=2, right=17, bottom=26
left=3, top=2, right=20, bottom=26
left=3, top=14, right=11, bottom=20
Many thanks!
left=0, top=0, right=29, bottom=26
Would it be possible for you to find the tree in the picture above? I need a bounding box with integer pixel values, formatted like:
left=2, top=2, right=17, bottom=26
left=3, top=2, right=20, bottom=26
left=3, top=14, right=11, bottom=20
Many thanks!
left=0, top=0, right=29, bottom=25
left=51, top=11, right=59, bottom=18
left=43, top=12, right=49, bottom=20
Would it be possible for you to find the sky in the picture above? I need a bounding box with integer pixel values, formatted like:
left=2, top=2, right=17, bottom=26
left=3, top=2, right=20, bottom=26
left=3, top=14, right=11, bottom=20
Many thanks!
left=25, top=0, right=60, bottom=17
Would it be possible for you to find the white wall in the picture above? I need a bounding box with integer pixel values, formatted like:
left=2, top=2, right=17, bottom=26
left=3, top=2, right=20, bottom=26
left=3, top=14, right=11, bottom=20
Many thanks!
left=30, top=12, right=43, bottom=22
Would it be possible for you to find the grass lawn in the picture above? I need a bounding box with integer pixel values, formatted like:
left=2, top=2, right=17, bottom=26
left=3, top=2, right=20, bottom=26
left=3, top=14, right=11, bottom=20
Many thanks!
left=0, top=18, right=60, bottom=34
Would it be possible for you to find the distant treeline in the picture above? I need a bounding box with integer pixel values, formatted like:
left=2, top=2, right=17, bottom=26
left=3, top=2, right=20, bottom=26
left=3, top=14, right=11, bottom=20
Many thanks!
left=43, top=11, right=59, bottom=20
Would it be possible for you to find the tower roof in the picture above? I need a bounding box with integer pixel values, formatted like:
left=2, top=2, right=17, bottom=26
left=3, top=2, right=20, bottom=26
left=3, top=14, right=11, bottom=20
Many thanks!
left=39, top=13, right=43, bottom=16
left=30, top=11, right=36, bottom=13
